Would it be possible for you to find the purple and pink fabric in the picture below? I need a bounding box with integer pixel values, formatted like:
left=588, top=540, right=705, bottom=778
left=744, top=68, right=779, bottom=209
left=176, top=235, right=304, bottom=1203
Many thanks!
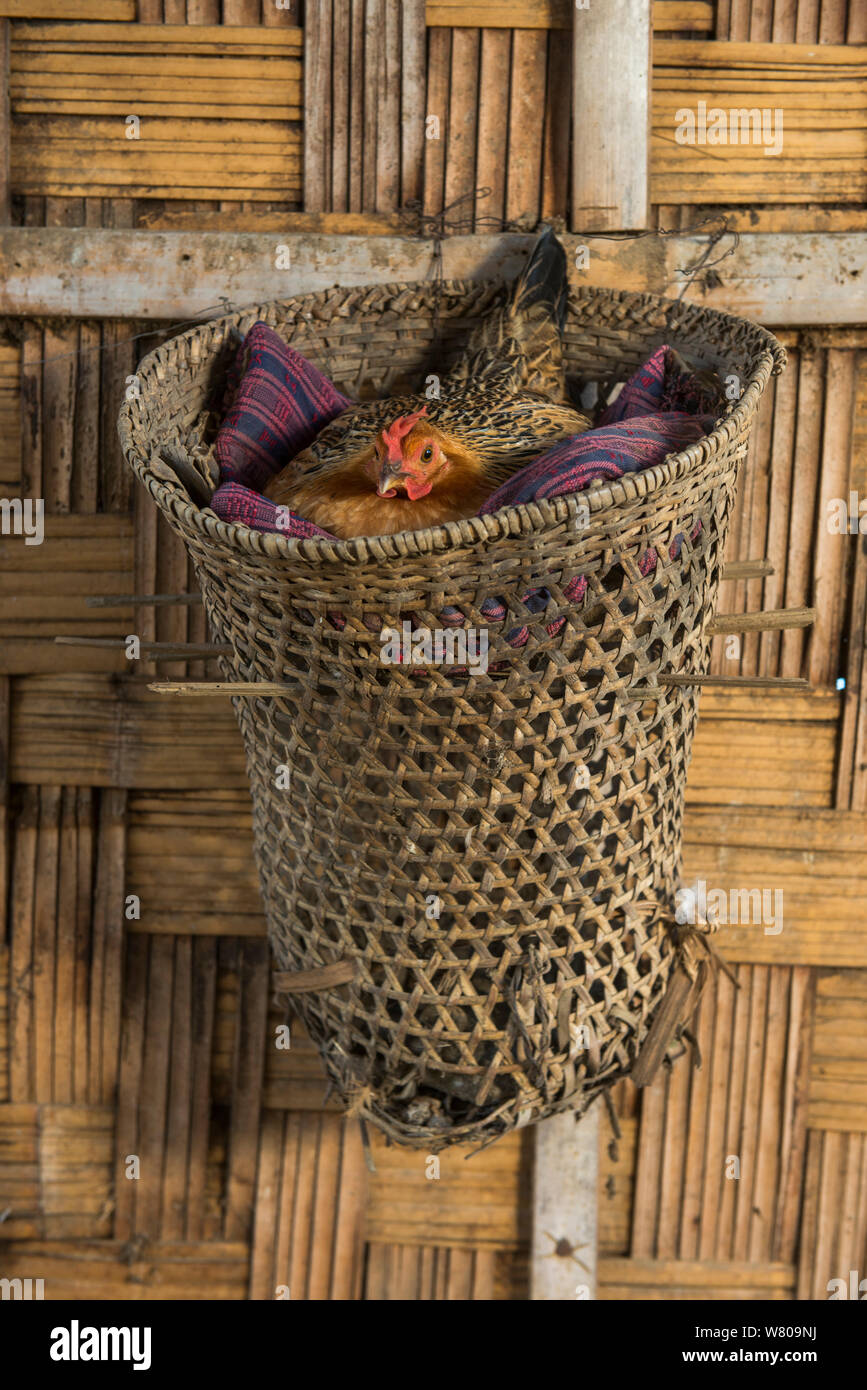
left=210, top=325, right=716, bottom=656
left=212, top=321, right=349, bottom=540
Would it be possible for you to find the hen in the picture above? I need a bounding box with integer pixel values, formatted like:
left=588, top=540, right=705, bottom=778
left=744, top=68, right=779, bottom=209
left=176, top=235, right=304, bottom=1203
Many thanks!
left=264, top=227, right=591, bottom=539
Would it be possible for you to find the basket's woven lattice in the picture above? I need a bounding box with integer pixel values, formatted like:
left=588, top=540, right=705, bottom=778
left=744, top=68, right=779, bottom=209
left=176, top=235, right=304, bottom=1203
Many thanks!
left=119, top=278, right=784, bottom=1149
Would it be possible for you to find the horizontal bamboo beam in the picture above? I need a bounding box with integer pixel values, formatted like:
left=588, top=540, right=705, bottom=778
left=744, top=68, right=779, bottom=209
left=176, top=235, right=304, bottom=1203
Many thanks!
left=55, top=637, right=229, bottom=658
left=85, top=593, right=202, bottom=607
left=720, top=560, right=774, bottom=581
left=2, top=228, right=864, bottom=323
left=707, top=606, right=816, bottom=635
left=627, top=675, right=812, bottom=697
left=149, top=681, right=296, bottom=696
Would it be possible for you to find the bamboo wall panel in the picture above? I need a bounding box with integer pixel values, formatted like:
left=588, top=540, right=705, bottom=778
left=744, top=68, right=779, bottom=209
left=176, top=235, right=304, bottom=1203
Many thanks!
left=113, top=934, right=267, bottom=1244
left=418, top=36, right=867, bottom=228
left=364, top=1242, right=498, bottom=1298
left=304, top=0, right=425, bottom=216
left=0, top=1103, right=114, bottom=1239
left=9, top=676, right=249, bottom=788
left=796, top=1129, right=867, bottom=1299
left=808, top=972, right=867, bottom=1132
left=263, top=1009, right=344, bottom=1112
left=653, top=42, right=867, bottom=205
left=710, top=343, right=860, bottom=687
left=9, top=24, right=303, bottom=202
left=127, top=792, right=263, bottom=936
left=630, top=965, right=812, bottom=1267
left=0, top=1240, right=250, bottom=1298
left=684, top=690, right=837, bottom=809
left=7, top=678, right=838, bottom=802
left=249, top=1112, right=366, bottom=1300
left=7, top=786, right=125, bottom=1107
left=716, top=0, right=867, bottom=43
left=0, top=514, right=134, bottom=674
left=365, top=1128, right=531, bottom=1250
left=683, top=808, right=867, bottom=966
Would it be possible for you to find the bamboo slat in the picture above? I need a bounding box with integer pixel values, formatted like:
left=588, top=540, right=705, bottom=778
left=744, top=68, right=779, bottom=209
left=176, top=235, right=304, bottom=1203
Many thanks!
left=835, top=352, right=867, bottom=810
left=781, top=347, right=823, bottom=678
left=0, top=19, right=9, bottom=228
left=375, top=0, right=401, bottom=213
left=362, top=0, right=382, bottom=211
left=0, top=943, right=8, bottom=1105
left=423, top=25, right=450, bottom=220
left=9, top=24, right=302, bottom=202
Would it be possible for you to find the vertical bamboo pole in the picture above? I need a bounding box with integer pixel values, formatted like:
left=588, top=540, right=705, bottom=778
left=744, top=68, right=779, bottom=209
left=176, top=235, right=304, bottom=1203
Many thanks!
left=531, top=1108, right=598, bottom=1300
left=400, top=0, right=426, bottom=208
left=571, top=0, right=650, bottom=231
left=376, top=0, right=401, bottom=212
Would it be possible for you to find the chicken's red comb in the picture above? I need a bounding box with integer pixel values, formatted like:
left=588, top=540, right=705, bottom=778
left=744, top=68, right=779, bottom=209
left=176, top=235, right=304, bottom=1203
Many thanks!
left=381, top=406, right=428, bottom=463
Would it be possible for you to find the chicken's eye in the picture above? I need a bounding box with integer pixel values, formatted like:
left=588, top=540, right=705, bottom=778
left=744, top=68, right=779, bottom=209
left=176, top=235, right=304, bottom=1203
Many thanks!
left=420, top=446, right=433, bottom=463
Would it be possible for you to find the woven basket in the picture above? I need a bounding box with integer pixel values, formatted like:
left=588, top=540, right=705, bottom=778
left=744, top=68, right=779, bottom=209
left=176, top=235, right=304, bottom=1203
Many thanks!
left=119, top=276, right=785, bottom=1150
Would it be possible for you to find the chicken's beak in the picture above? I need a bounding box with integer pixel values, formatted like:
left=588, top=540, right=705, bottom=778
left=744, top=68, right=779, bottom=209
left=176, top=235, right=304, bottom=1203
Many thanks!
left=377, top=459, right=406, bottom=497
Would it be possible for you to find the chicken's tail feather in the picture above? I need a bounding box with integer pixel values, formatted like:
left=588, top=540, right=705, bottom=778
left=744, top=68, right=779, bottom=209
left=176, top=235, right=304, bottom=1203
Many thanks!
left=510, top=225, right=568, bottom=334
left=439, top=226, right=571, bottom=402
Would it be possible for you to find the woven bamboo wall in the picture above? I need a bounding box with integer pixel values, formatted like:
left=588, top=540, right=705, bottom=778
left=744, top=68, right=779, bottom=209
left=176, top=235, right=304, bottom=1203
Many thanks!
left=0, top=0, right=866, bottom=1300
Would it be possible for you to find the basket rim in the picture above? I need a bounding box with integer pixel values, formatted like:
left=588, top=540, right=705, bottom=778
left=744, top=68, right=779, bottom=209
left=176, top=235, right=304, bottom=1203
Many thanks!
left=119, top=278, right=786, bottom=568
